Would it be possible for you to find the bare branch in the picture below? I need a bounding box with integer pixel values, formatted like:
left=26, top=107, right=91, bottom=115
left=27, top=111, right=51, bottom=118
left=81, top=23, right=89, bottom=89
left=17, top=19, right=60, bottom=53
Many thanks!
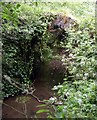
left=24, top=103, right=28, bottom=119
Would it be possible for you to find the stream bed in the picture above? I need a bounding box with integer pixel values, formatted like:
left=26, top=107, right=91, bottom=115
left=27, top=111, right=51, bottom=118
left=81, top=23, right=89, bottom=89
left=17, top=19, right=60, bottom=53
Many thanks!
left=2, top=49, right=66, bottom=118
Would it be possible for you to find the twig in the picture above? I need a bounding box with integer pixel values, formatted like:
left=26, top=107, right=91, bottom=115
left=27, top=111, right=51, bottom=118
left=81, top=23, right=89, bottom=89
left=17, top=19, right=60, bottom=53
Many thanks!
left=3, top=75, right=23, bottom=91
left=30, top=94, right=46, bottom=104
left=24, top=102, right=28, bottom=120
left=3, top=75, right=64, bottom=105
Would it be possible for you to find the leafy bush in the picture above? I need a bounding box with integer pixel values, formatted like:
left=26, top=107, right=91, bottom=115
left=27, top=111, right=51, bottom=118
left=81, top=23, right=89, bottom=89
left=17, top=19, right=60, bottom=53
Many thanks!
left=2, top=3, right=53, bottom=97
left=47, top=9, right=96, bottom=119
left=52, top=80, right=97, bottom=119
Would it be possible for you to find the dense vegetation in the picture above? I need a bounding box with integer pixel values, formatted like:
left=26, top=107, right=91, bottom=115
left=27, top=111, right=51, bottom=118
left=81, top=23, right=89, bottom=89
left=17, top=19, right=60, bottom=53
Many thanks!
left=2, top=1, right=97, bottom=119
left=2, top=2, right=54, bottom=97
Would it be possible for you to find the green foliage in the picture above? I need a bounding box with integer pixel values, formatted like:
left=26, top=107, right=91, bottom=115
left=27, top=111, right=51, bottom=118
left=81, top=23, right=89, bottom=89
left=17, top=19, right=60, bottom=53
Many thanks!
left=2, top=24, right=34, bottom=97
left=48, top=10, right=96, bottom=120
left=65, top=29, right=96, bottom=80
left=36, top=109, right=49, bottom=114
left=2, top=3, right=53, bottom=97
left=1, top=2, right=21, bottom=27
left=2, top=2, right=97, bottom=119
left=33, top=2, right=96, bottom=119
left=52, top=80, right=97, bottom=119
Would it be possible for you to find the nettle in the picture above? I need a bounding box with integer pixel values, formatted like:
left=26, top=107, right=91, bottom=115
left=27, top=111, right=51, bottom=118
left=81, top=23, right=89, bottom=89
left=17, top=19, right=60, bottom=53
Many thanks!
left=47, top=22, right=96, bottom=118
left=52, top=80, right=97, bottom=118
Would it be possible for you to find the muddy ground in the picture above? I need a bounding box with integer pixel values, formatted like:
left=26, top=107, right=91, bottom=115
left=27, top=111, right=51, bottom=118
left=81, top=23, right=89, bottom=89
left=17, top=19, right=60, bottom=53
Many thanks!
left=2, top=48, right=66, bottom=118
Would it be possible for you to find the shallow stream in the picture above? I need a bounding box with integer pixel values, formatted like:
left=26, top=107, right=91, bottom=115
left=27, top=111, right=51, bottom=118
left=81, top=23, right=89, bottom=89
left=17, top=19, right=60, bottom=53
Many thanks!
left=2, top=49, right=66, bottom=118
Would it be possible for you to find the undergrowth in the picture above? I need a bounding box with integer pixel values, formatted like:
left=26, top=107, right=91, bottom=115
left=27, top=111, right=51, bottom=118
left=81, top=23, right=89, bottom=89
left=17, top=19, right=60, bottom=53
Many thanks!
left=1, top=1, right=97, bottom=119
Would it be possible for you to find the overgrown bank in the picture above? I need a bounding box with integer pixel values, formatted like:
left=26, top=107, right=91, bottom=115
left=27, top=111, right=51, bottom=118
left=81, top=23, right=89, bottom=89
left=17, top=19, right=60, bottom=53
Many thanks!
left=2, top=3, right=55, bottom=97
